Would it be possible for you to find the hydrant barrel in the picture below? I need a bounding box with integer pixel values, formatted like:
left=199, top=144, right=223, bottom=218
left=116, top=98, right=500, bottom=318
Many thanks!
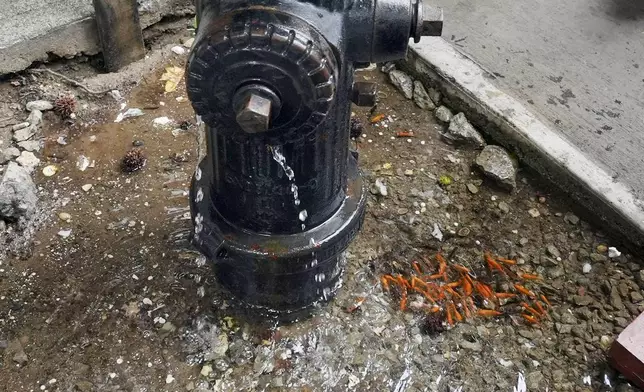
left=187, top=0, right=441, bottom=321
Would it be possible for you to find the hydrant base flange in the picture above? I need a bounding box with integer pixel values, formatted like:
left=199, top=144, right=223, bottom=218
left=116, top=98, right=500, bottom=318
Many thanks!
left=190, top=152, right=366, bottom=321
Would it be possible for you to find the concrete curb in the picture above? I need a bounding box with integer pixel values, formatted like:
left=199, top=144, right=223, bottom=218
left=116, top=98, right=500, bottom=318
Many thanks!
left=401, top=37, right=644, bottom=248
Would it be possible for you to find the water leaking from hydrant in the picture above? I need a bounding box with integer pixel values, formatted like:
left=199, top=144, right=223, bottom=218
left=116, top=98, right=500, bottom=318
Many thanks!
left=269, top=145, right=308, bottom=229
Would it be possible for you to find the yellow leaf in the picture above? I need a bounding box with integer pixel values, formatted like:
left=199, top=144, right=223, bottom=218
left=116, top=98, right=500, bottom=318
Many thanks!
left=160, top=66, right=184, bottom=93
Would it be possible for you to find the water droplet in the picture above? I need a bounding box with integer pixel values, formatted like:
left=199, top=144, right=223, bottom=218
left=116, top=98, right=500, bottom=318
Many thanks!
left=195, top=167, right=202, bottom=181
left=299, top=210, right=308, bottom=221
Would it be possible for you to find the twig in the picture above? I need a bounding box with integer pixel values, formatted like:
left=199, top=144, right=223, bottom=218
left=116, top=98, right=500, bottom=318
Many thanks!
left=29, top=68, right=112, bottom=95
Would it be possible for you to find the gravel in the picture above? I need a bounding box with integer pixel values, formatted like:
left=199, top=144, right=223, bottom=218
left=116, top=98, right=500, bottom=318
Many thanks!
left=15, top=151, right=40, bottom=172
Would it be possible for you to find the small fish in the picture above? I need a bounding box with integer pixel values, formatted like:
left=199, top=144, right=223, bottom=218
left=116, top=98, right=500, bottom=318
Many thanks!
left=477, top=309, right=503, bottom=317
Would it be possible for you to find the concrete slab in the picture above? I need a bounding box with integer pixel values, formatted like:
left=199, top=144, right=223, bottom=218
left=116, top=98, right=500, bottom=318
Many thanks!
left=0, top=0, right=193, bottom=75
left=402, top=38, right=644, bottom=247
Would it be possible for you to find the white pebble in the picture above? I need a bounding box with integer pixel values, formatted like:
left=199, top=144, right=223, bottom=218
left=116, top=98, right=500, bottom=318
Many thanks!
left=48, top=379, right=57, bottom=385
left=420, top=140, right=426, bottom=145
left=407, top=139, right=412, bottom=143
left=166, top=374, right=175, bottom=384
left=582, top=263, right=592, bottom=273
left=109, top=373, right=117, bottom=379
left=142, top=298, right=153, bottom=306
left=362, top=133, right=367, bottom=138
left=608, top=247, right=621, bottom=258
left=132, top=274, right=139, bottom=280
left=368, top=139, right=373, bottom=143
left=116, top=358, right=123, bottom=364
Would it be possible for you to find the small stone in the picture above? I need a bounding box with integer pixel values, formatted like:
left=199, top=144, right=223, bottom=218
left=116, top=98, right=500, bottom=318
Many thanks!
left=459, top=339, right=482, bottom=352
left=370, top=179, right=388, bottom=196
left=600, top=335, right=612, bottom=349
left=17, top=140, right=41, bottom=152
left=526, top=371, right=544, bottom=390
left=26, top=100, right=53, bottom=111
left=200, top=364, right=213, bottom=377
left=555, top=323, right=572, bottom=334
left=614, top=317, right=629, bottom=328
left=528, top=208, right=541, bottom=218
left=166, top=374, right=175, bottom=384
left=427, top=87, right=442, bottom=106
left=590, top=253, right=608, bottom=263
left=444, top=113, right=486, bottom=148
left=12, top=122, right=29, bottom=131
left=388, top=70, right=413, bottom=99
left=466, top=183, right=479, bottom=194
left=564, top=213, right=580, bottom=225
left=10, top=339, right=28, bottom=365
left=171, top=45, right=186, bottom=55
left=582, top=263, right=592, bottom=273
left=75, top=381, right=93, bottom=392
left=475, top=145, right=517, bottom=190
left=573, top=295, right=593, bottom=306
left=610, top=287, right=625, bottom=309
left=498, top=201, right=510, bottom=213
left=404, top=169, right=414, bottom=176
left=16, top=151, right=40, bottom=172
left=596, top=244, right=608, bottom=253
left=571, top=326, right=586, bottom=338
left=519, top=237, right=529, bottom=246
left=630, top=291, right=644, bottom=303
left=81, top=184, right=93, bottom=192
left=58, top=229, right=72, bottom=238
left=58, top=212, right=71, bottom=221
left=608, top=247, right=621, bottom=258
left=13, top=124, right=36, bottom=142
left=182, top=37, right=195, bottom=48
left=434, top=106, right=453, bottom=123
left=546, top=244, right=561, bottom=258
left=412, top=81, right=435, bottom=110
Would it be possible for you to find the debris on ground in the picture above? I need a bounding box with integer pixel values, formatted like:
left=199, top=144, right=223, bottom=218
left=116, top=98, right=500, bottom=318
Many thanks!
left=160, top=66, right=185, bottom=93
left=25, top=100, right=53, bottom=112
left=475, top=145, right=518, bottom=190
left=388, top=70, right=413, bottom=99
left=443, top=112, right=486, bottom=148
left=434, top=105, right=454, bottom=122
left=115, top=108, right=144, bottom=123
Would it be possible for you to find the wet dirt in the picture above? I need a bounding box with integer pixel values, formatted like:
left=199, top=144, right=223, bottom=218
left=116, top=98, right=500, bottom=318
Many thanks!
left=0, top=59, right=642, bottom=392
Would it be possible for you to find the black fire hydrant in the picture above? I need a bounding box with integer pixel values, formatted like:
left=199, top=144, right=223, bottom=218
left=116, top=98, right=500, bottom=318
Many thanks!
left=187, top=0, right=442, bottom=320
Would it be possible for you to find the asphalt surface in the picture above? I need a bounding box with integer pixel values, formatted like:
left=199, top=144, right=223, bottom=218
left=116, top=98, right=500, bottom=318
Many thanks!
left=427, top=0, right=644, bottom=199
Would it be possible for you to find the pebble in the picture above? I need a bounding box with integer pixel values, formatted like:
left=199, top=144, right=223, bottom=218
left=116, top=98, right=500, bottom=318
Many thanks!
left=412, top=81, right=435, bottom=110
left=434, top=106, right=453, bottom=123
left=590, top=253, right=608, bottom=263
left=370, top=179, right=388, bottom=196
left=13, top=125, right=36, bottom=142
left=200, top=364, right=213, bottom=377
left=526, top=371, right=544, bottom=390
left=388, top=70, right=413, bottom=99
left=404, top=169, right=414, bottom=176
left=528, top=208, right=540, bottom=218
left=475, top=145, right=517, bottom=190
left=58, top=229, right=72, bottom=238
left=630, top=291, right=643, bottom=303
left=582, top=263, right=592, bottom=273
left=58, top=212, right=71, bottom=222
left=81, top=184, right=93, bottom=192
left=466, top=183, right=479, bottom=194
left=428, top=87, right=442, bottom=106
left=183, top=37, right=195, bottom=48
left=166, top=374, right=175, bottom=384
left=171, top=46, right=186, bottom=55
left=610, top=287, right=625, bottom=309
left=573, top=296, right=593, bottom=306
left=564, top=212, right=580, bottom=225
left=555, top=323, right=573, bottom=334
left=608, top=247, right=621, bottom=258
left=444, top=113, right=486, bottom=148
left=12, top=122, right=29, bottom=131
left=26, top=100, right=53, bottom=111
left=498, top=201, right=510, bottom=213
left=459, top=339, right=482, bottom=352
left=546, top=244, right=561, bottom=258
left=596, top=244, right=608, bottom=253
left=74, top=381, right=93, bottom=392
left=0, top=162, right=38, bottom=221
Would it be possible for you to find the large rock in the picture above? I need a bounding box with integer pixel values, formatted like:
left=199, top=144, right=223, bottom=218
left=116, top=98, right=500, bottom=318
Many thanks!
left=0, top=162, right=38, bottom=221
left=475, top=145, right=517, bottom=190
left=389, top=70, right=413, bottom=99
left=413, top=81, right=435, bottom=110
left=443, top=112, right=486, bottom=148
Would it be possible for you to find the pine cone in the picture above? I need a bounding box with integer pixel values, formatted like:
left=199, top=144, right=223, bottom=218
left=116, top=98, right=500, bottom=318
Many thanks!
left=121, top=148, right=147, bottom=173
left=53, top=95, right=77, bottom=118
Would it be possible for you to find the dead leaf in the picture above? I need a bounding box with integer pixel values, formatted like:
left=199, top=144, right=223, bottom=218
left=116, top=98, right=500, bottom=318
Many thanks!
left=160, top=66, right=184, bottom=93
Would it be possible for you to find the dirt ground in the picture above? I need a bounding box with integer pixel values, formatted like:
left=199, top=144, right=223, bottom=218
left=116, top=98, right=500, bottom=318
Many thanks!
left=1, top=29, right=643, bottom=392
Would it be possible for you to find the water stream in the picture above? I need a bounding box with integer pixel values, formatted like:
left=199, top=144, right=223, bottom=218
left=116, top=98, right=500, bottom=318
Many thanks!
left=269, top=145, right=308, bottom=230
